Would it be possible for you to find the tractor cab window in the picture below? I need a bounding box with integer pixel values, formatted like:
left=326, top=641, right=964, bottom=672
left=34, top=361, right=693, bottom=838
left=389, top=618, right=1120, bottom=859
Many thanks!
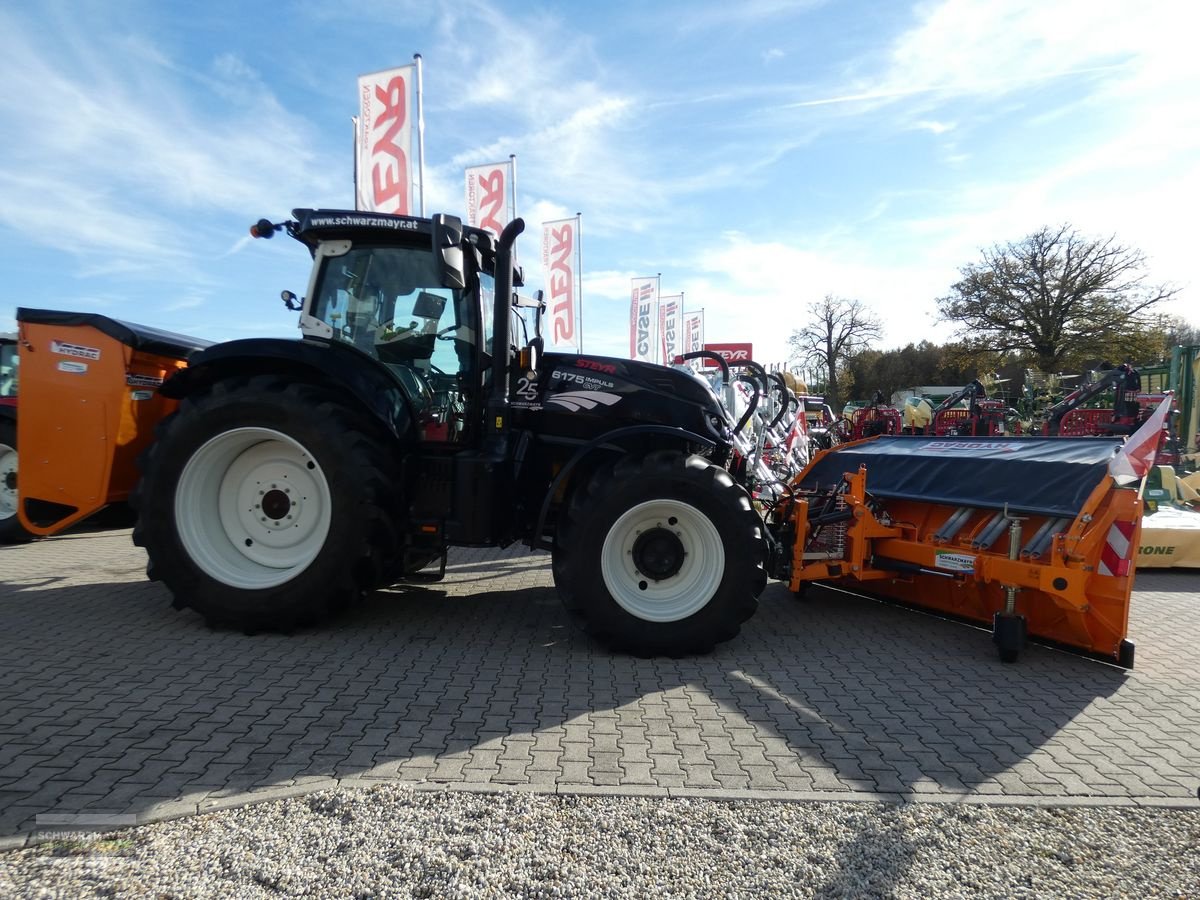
left=477, top=272, right=534, bottom=388
left=311, top=244, right=477, bottom=443
left=479, top=271, right=495, bottom=360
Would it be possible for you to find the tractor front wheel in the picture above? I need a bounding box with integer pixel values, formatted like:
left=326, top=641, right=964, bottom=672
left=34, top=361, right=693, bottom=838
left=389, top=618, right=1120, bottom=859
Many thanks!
left=553, top=451, right=766, bottom=656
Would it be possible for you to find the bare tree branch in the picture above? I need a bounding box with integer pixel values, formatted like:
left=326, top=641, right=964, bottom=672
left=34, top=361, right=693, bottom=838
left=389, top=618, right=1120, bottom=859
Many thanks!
left=787, top=295, right=881, bottom=409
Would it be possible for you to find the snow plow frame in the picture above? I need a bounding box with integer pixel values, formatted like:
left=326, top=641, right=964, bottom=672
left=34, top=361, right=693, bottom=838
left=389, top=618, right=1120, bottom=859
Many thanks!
left=782, top=435, right=1140, bottom=666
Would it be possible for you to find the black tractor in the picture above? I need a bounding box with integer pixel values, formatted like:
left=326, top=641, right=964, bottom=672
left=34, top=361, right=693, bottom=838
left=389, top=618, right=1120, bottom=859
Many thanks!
left=131, top=210, right=767, bottom=656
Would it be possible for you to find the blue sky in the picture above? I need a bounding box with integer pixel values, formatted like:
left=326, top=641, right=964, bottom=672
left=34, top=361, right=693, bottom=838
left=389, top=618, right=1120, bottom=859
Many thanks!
left=1, top=0, right=1195, bottom=368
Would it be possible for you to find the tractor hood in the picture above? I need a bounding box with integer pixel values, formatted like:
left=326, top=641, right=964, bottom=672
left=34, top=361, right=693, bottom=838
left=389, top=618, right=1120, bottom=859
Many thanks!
left=510, top=353, right=731, bottom=449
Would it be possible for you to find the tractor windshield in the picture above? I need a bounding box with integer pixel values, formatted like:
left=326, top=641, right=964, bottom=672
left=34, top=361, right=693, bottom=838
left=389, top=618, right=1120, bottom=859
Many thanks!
left=312, top=245, right=464, bottom=362
left=311, top=244, right=479, bottom=442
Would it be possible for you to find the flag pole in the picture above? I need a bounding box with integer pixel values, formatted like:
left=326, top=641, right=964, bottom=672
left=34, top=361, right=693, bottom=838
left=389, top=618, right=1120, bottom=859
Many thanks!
left=509, top=154, right=518, bottom=222
left=351, top=116, right=360, bottom=210
left=655, top=273, right=662, bottom=365
left=414, top=53, right=426, bottom=216
left=679, top=290, right=685, bottom=365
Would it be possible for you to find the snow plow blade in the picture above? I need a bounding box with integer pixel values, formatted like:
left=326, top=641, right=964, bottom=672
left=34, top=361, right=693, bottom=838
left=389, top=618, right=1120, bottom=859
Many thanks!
left=15, top=308, right=210, bottom=536
left=785, top=435, right=1140, bottom=666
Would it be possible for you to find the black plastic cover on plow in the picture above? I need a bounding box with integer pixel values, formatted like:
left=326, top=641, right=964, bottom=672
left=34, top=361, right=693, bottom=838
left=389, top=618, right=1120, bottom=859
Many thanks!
left=798, top=435, right=1125, bottom=519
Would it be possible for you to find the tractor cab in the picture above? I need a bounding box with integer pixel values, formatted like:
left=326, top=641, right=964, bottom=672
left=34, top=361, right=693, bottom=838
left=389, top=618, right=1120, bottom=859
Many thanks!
left=257, top=209, right=529, bottom=446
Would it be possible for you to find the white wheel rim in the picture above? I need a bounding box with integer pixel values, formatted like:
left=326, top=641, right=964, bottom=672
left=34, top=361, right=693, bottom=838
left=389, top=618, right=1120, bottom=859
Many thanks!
left=0, top=440, right=16, bottom=521
left=175, top=427, right=332, bottom=589
left=600, top=498, right=725, bottom=622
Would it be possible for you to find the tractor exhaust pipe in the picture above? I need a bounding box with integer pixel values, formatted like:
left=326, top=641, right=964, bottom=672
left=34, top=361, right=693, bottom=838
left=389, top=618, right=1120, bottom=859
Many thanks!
left=487, top=218, right=526, bottom=446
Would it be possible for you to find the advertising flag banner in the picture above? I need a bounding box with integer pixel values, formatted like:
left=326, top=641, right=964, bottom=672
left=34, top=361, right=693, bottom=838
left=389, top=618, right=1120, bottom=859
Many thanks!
left=682, top=311, right=704, bottom=356
left=356, top=65, right=416, bottom=215
left=1108, top=393, right=1173, bottom=484
left=466, top=161, right=514, bottom=240
left=659, top=295, right=682, bottom=365
left=681, top=311, right=705, bottom=369
left=629, top=276, right=659, bottom=363
left=542, top=216, right=581, bottom=352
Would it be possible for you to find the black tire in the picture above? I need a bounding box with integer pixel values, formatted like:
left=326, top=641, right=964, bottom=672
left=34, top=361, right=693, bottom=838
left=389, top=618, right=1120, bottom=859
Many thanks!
left=552, top=450, right=767, bottom=656
left=992, top=612, right=1026, bottom=666
left=0, top=418, right=33, bottom=544
left=132, top=375, right=402, bottom=630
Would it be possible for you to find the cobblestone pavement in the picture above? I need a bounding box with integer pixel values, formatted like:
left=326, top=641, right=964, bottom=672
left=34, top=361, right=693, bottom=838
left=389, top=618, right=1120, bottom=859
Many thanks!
left=2, top=525, right=1198, bottom=840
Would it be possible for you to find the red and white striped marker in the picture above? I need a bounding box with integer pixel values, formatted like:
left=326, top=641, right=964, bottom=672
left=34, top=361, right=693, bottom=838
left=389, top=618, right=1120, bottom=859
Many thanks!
left=1098, top=521, right=1136, bottom=577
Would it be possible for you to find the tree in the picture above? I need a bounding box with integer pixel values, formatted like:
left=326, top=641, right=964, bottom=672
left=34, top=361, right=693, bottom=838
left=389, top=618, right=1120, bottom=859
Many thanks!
left=788, top=295, right=881, bottom=410
left=843, top=340, right=978, bottom=403
left=937, top=225, right=1178, bottom=372
left=1160, top=315, right=1200, bottom=350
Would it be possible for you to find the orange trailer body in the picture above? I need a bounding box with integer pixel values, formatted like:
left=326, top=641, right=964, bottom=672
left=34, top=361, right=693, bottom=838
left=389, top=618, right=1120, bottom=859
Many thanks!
left=15, top=309, right=210, bottom=536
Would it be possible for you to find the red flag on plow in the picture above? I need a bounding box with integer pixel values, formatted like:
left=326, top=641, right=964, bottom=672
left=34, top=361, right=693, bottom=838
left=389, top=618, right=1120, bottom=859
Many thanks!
left=1108, top=393, right=1173, bottom=485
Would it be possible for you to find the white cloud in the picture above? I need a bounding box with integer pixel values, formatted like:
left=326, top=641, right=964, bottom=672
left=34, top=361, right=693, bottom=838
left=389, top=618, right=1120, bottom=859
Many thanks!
left=0, top=7, right=342, bottom=274
left=914, top=120, right=954, bottom=135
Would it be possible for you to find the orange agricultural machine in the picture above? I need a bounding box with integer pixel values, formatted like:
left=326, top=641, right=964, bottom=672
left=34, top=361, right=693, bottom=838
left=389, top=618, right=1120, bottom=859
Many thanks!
left=778, top=435, right=1140, bottom=665
left=12, top=311, right=210, bottom=536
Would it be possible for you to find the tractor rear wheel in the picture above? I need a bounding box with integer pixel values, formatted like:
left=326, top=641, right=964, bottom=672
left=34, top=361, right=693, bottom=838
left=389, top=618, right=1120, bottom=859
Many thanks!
left=132, top=376, right=400, bottom=630
left=553, top=450, right=766, bottom=656
left=0, top=419, right=33, bottom=543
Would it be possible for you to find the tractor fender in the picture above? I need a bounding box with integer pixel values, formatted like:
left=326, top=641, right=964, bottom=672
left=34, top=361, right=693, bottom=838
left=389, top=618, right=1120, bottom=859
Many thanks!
left=161, top=338, right=416, bottom=443
left=529, top=424, right=719, bottom=552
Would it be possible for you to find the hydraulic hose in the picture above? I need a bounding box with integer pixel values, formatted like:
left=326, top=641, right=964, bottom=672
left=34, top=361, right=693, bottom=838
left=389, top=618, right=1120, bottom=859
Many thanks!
left=676, top=350, right=729, bottom=384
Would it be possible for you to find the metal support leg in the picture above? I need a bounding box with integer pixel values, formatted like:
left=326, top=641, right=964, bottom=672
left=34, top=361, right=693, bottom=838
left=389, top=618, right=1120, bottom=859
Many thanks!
left=994, top=510, right=1028, bottom=663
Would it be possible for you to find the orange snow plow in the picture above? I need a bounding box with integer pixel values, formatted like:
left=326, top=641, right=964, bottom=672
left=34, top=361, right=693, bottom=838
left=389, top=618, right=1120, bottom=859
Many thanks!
left=782, top=435, right=1140, bottom=666
left=14, top=309, right=211, bottom=536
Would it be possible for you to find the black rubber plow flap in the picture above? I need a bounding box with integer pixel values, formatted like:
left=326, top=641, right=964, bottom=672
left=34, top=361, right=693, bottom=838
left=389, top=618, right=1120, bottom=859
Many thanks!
left=798, top=435, right=1124, bottom=518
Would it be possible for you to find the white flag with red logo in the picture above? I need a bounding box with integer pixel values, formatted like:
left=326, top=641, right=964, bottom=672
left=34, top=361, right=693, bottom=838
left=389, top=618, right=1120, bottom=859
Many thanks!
left=629, top=276, right=659, bottom=363
left=542, top=216, right=581, bottom=352
left=1108, top=393, right=1173, bottom=484
left=659, top=294, right=682, bottom=365
left=356, top=65, right=416, bottom=215
left=682, top=311, right=704, bottom=365
left=466, top=161, right=514, bottom=240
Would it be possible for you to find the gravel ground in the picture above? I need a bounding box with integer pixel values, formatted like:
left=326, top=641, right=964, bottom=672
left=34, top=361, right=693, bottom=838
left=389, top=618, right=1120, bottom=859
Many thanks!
left=2, top=785, right=1198, bottom=898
